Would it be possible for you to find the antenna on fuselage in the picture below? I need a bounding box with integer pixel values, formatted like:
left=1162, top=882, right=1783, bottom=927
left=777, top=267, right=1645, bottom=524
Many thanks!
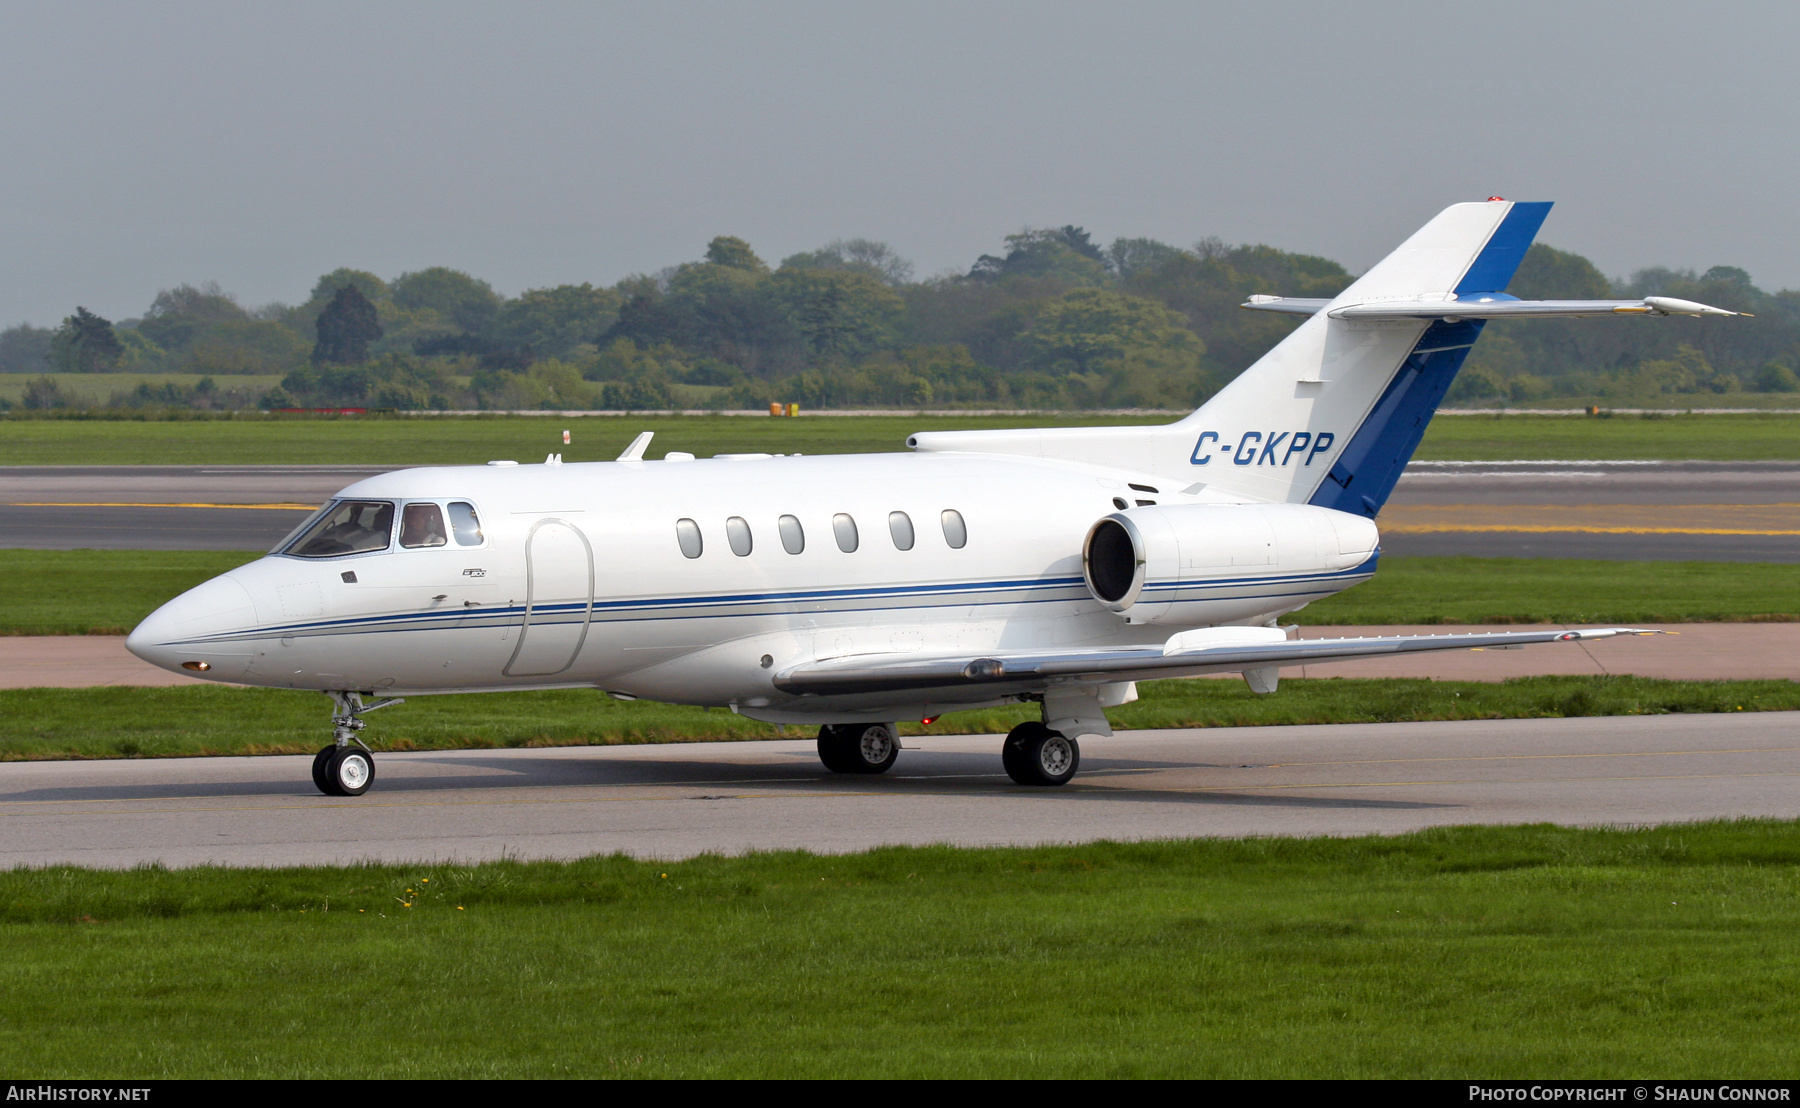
left=616, top=431, right=654, bottom=462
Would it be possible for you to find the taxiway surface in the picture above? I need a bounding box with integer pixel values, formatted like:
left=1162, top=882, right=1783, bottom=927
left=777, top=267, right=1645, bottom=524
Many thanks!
left=1, top=460, right=1794, bottom=559
left=4, top=711, right=1794, bottom=868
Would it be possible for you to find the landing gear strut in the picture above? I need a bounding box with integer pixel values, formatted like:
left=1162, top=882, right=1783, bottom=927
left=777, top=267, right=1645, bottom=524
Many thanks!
left=313, top=691, right=403, bottom=797
left=817, top=723, right=899, bottom=775
left=1002, top=722, right=1079, bottom=787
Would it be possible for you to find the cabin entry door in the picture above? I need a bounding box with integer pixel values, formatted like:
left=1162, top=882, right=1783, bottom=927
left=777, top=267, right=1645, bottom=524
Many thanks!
left=503, top=518, right=594, bottom=677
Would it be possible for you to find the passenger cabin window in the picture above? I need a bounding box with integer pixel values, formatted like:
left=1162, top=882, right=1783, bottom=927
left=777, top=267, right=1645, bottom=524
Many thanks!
left=449, top=501, right=484, bottom=546
left=726, top=516, right=753, bottom=557
left=285, top=500, right=394, bottom=558
left=778, top=514, right=805, bottom=554
left=676, top=518, right=703, bottom=559
left=400, top=503, right=449, bottom=548
left=941, top=509, right=968, bottom=549
left=832, top=513, right=859, bottom=553
left=888, top=511, right=914, bottom=550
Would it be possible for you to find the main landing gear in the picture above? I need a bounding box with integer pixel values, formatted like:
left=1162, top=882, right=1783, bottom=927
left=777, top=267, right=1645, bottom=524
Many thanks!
left=813, top=720, right=1080, bottom=786
left=817, top=723, right=900, bottom=775
left=1002, top=721, right=1079, bottom=787
left=313, top=691, right=403, bottom=797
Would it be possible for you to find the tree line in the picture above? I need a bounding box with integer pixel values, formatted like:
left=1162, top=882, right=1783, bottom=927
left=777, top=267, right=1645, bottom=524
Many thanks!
left=2, top=227, right=1796, bottom=411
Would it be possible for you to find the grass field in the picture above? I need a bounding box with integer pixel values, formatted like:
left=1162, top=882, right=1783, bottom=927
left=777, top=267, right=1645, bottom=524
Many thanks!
left=1298, top=556, right=1800, bottom=625
left=1, top=675, right=1791, bottom=761
left=1413, top=410, right=1800, bottom=461
left=0, top=550, right=260, bottom=634
left=4, top=822, right=1799, bottom=1077
left=2, top=550, right=1790, bottom=637
left=0, top=410, right=1795, bottom=465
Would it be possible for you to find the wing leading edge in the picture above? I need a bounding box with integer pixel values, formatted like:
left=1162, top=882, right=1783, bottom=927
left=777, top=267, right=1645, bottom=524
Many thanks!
left=773, top=628, right=1661, bottom=697
left=1242, top=294, right=1745, bottom=320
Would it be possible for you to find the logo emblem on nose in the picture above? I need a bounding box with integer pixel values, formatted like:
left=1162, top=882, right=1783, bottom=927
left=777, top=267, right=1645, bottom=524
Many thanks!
left=463, top=568, right=487, bottom=577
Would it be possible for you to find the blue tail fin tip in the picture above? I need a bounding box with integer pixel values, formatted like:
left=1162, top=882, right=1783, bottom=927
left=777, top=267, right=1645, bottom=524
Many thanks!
left=1456, top=201, right=1552, bottom=296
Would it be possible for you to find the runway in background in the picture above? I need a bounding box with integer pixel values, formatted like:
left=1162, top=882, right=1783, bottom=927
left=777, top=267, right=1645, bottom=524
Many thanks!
left=0, top=465, right=388, bottom=550
left=2, top=461, right=1794, bottom=560
left=1380, top=460, right=1800, bottom=561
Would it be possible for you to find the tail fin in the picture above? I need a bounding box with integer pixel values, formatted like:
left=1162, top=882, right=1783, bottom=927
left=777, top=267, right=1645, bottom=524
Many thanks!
left=1180, top=199, right=1549, bottom=514
left=906, top=200, right=1549, bottom=507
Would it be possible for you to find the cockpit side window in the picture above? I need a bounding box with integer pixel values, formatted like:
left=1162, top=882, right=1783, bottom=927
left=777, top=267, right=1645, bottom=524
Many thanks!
left=448, top=502, right=484, bottom=547
left=400, top=503, right=449, bottom=548
left=285, top=500, right=394, bottom=558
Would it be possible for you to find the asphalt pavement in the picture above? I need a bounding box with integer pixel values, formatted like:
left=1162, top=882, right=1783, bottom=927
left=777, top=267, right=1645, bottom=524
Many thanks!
left=3, top=711, right=1794, bottom=868
left=1380, top=460, right=1800, bottom=561
left=1, top=461, right=1793, bottom=559
left=0, top=465, right=386, bottom=550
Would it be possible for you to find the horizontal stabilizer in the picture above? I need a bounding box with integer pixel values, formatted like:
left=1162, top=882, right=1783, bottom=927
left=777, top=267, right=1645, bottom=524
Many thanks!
left=1241, top=295, right=1333, bottom=316
left=774, top=627, right=1661, bottom=697
left=1242, top=294, right=1745, bottom=320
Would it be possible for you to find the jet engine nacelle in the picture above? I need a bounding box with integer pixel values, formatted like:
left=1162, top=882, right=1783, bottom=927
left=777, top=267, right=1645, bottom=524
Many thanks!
left=1081, top=502, right=1380, bottom=625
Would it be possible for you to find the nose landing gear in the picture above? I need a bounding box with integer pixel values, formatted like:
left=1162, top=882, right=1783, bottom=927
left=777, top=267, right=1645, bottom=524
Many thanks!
left=313, top=691, right=404, bottom=797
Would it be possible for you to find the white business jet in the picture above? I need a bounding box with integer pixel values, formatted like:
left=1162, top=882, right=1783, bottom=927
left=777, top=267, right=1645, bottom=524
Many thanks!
left=127, top=200, right=1740, bottom=796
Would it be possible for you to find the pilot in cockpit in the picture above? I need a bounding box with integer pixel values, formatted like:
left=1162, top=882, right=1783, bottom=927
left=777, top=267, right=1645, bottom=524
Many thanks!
left=400, top=503, right=449, bottom=549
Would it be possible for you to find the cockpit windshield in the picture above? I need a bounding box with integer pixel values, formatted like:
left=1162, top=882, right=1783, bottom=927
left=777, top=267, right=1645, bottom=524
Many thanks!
left=284, top=500, right=394, bottom=558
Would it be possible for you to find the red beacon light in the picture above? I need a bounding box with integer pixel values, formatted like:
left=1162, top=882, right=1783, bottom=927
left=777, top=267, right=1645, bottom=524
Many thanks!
left=1486, top=195, right=1507, bottom=201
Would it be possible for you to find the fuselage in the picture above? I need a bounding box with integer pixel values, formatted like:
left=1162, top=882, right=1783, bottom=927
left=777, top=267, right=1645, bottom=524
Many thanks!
left=126, top=449, right=1377, bottom=722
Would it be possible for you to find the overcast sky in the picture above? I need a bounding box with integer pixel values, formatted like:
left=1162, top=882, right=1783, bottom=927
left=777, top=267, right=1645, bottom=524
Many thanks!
left=2, top=0, right=1795, bottom=325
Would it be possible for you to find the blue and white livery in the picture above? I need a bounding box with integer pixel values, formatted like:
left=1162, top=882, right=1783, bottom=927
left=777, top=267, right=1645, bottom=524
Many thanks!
left=128, top=200, right=1735, bottom=794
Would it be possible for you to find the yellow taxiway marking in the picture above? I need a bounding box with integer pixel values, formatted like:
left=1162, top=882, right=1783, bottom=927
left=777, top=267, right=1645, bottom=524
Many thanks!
left=1380, top=502, right=1800, bottom=536
left=6, top=501, right=318, bottom=510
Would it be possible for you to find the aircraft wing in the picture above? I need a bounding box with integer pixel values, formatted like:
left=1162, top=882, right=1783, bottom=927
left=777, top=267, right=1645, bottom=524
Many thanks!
left=1243, top=294, right=1744, bottom=320
left=773, top=627, right=1661, bottom=697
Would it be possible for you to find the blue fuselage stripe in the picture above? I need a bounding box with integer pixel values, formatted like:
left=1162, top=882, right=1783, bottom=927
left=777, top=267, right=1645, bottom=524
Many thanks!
left=162, top=559, right=1378, bottom=646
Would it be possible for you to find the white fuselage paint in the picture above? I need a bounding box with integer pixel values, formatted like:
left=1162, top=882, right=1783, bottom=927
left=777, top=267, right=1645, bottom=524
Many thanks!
left=126, top=449, right=1378, bottom=724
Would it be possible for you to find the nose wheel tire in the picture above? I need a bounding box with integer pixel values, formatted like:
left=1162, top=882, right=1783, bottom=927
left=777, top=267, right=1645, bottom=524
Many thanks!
left=318, top=746, right=376, bottom=797
left=311, top=745, right=337, bottom=794
left=817, top=723, right=899, bottom=774
left=1002, top=722, right=1079, bottom=786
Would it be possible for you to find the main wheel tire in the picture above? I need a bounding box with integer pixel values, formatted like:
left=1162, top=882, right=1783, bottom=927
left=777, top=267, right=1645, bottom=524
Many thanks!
left=324, top=745, right=375, bottom=797
left=312, top=745, right=337, bottom=795
left=817, top=723, right=899, bottom=774
left=1002, top=722, right=1079, bottom=786
left=849, top=723, right=899, bottom=774
left=817, top=725, right=858, bottom=773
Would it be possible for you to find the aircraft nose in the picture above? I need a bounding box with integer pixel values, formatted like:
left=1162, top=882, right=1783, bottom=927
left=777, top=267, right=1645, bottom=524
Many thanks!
left=127, top=574, right=259, bottom=680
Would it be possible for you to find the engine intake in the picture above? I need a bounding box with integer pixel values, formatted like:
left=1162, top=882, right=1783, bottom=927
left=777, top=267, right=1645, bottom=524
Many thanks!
left=1081, top=502, right=1379, bottom=625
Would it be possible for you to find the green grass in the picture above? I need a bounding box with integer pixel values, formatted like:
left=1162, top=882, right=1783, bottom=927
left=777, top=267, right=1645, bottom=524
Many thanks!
left=0, top=550, right=262, bottom=635
left=0, top=410, right=1795, bottom=464
left=4, top=822, right=1800, bottom=1077
left=2, top=676, right=1792, bottom=762
left=1296, top=556, right=1800, bottom=625
left=1, top=550, right=1790, bottom=637
left=0, top=412, right=1150, bottom=466
left=1414, top=410, right=1800, bottom=460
